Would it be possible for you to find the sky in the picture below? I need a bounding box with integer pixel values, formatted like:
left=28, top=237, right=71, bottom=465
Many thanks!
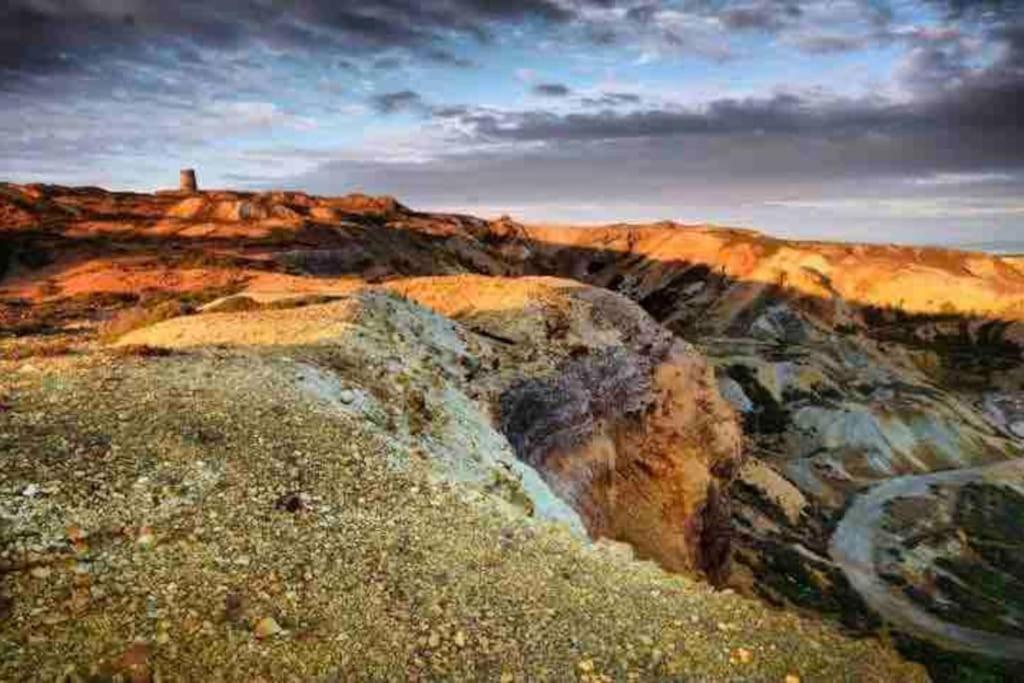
left=1, top=1, right=1023, bottom=247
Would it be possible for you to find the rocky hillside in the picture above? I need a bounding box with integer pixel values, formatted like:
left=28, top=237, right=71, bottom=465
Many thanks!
left=4, top=182, right=1023, bottom=679
left=115, top=275, right=742, bottom=581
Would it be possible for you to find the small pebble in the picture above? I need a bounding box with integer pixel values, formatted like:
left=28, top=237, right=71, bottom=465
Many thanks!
left=136, top=527, right=155, bottom=547
left=29, top=566, right=51, bottom=579
left=254, top=616, right=283, bottom=639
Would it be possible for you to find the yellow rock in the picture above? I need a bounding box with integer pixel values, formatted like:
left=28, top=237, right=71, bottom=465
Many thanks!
left=254, top=617, right=283, bottom=639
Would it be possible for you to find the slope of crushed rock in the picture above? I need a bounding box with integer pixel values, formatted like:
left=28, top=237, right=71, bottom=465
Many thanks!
left=118, top=286, right=585, bottom=536
left=0, top=349, right=926, bottom=682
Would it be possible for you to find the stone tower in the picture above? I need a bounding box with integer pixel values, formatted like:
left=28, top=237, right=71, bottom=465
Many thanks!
left=179, top=168, right=198, bottom=193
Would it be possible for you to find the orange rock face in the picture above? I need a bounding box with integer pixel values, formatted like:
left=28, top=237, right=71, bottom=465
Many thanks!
left=528, top=342, right=741, bottom=581
left=522, top=223, right=1024, bottom=322
left=392, top=276, right=743, bottom=580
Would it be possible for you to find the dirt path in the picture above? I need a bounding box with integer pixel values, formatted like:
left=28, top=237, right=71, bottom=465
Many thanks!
left=830, top=458, right=1024, bottom=660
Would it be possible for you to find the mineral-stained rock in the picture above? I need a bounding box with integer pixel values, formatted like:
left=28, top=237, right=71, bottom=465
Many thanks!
left=384, top=275, right=743, bottom=581
left=498, top=340, right=742, bottom=579
left=115, top=274, right=744, bottom=580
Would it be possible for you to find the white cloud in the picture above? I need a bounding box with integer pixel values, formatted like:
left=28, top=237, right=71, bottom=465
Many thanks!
left=909, top=172, right=1015, bottom=186
left=202, top=101, right=318, bottom=131
left=764, top=196, right=1024, bottom=218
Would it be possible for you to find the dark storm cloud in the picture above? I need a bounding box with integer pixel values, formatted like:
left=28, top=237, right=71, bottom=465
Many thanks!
left=0, top=0, right=588, bottom=82
left=289, top=132, right=1023, bottom=214
left=533, top=83, right=573, bottom=96
left=0, top=3, right=252, bottom=75
left=1, top=1, right=1008, bottom=87
left=296, top=28, right=1023, bottom=207
left=455, top=94, right=903, bottom=141
left=446, top=17, right=1024, bottom=151
left=285, top=115, right=1024, bottom=247
left=440, top=101, right=1020, bottom=178
left=688, top=0, right=894, bottom=29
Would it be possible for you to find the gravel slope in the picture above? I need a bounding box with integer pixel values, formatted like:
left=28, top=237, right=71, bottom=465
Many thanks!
left=0, top=323, right=926, bottom=681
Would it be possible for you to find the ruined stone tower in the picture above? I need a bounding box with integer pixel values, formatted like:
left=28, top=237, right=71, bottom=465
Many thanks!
left=179, top=168, right=198, bottom=193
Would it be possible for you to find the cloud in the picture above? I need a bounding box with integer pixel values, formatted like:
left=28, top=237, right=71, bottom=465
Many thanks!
left=0, top=1, right=998, bottom=97
left=436, top=20, right=1024, bottom=152
left=764, top=197, right=1024, bottom=218
left=909, top=172, right=1017, bottom=186
left=719, top=4, right=801, bottom=31
left=580, top=92, right=643, bottom=107
left=532, top=83, right=573, bottom=96
left=625, top=4, right=660, bottom=24
left=276, top=18, right=1024, bottom=238
left=449, top=94, right=907, bottom=141
left=370, top=90, right=425, bottom=114
left=423, top=48, right=475, bottom=68
left=281, top=138, right=1024, bottom=244
left=0, top=0, right=583, bottom=82
left=791, top=33, right=869, bottom=53
left=923, top=0, right=1024, bottom=20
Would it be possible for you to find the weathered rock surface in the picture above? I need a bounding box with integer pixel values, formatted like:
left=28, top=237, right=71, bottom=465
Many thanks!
left=118, top=275, right=743, bottom=581
left=384, top=276, right=743, bottom=580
